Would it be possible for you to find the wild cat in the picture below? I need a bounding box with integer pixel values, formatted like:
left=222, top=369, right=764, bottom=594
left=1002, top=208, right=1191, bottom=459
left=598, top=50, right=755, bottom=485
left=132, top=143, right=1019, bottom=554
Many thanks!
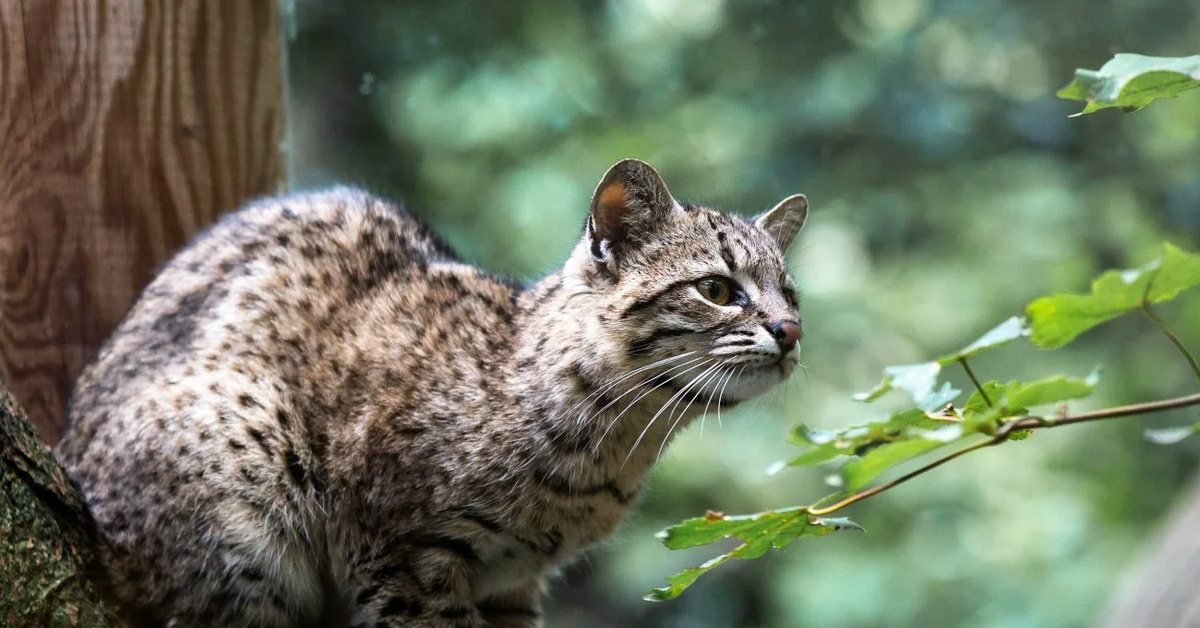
left=56, top=159, right=809, bottom=627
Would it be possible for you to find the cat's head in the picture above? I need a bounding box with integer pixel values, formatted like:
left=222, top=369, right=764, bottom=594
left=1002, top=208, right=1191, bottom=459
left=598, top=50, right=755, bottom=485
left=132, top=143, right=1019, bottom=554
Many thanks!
left=566, top=158, right=808, bottom=406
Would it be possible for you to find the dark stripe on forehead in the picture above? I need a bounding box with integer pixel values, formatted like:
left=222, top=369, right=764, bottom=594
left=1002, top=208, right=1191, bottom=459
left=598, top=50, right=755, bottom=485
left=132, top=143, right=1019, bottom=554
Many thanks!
left=620, top=278, right=693, bottom=319
left=729, top=218, right=791, bottom=283
left=716, top=231, right=737, bottom=273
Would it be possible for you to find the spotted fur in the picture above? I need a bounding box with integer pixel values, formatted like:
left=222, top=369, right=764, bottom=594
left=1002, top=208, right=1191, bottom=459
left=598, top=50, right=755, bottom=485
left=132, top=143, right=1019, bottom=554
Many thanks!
left=56, top=159, right=809, bottom=627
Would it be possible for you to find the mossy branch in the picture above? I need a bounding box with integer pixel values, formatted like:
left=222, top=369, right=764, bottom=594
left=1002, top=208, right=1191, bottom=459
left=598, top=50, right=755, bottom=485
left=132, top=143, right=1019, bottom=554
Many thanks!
left=0, top=387, right=128, bottom=627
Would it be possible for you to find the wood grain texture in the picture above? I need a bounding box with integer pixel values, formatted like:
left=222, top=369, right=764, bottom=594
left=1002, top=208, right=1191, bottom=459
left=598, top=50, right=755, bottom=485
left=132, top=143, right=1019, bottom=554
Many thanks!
left=0, top=0, right=287, bottom=443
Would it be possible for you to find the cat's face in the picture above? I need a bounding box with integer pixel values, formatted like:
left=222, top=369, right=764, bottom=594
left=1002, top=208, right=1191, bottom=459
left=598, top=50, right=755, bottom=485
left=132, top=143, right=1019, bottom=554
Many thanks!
left=577, top=159, right=807, bottom=406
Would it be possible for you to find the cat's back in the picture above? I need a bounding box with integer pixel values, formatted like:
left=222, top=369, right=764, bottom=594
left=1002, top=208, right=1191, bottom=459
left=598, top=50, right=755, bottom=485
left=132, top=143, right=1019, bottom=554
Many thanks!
left=63, top=186, right=457, bottom=441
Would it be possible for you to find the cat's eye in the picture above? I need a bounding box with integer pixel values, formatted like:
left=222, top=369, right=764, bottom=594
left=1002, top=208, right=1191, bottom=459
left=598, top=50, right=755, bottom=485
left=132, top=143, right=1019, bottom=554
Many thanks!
left=696, top=277, right=737, bottom=306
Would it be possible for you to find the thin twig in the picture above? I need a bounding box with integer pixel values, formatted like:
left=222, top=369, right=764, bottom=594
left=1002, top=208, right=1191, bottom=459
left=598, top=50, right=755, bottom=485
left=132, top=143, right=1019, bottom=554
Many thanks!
left=958, top=357, right=991, bottom=407
left=807, top=391, right=1200, bottom=517
left=808, top=438, right=998, bottom=516
left=1005, top=391, right=1200, bottom=431
left=1141, top=301, right=1200, bottom=385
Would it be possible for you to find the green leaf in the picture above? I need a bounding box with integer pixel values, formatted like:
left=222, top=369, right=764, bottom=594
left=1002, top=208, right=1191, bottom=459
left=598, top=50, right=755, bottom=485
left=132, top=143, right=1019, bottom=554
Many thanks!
left=789, top=423, right=839, bottom=446
left=644, top=558, right=730, bottom=602
left=1145, top=422, right=1200, bottom=445
left=646, top=508, right=862, bottom=601
left=961, top=381, right=1007, bottom=419
left=656, top=507, right=800, bottom=551
left=1026, top=243, right=1200, bottom=349
left=852, top=361, right=937, bottom=403
left=919, top=382, right=961, bottom=412
left=852, top=362, right=961, bottom=411
left=1026, top=265, right=1153, bottom=349
left=838, top=373, right=1099, bottom=491
left=1006, top=429, right=1033, bottom=441
left=1148, top=243, right=1200, bottom=302
left=879, top=407, right=943, bottom=432
left=854, top=317, right=1026, bottom=408
left=787, top=409, right=943, bottom=467
left=786, top=424, right=846, bottom=466
left=961, top=374, right=1099, bottom=428
left=1003, top=372, right=1099, bottom=408
left=840, top=437, right=946, bottom=491
left=941, top=316, right=1029, bottom=365
left=785, top=442, right=843, bottom=466
left=1057, top=53, right=1200, bottom=115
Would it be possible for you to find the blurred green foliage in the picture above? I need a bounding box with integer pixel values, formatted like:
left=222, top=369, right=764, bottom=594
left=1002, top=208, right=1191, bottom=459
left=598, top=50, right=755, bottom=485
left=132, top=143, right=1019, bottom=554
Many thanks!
left=286, top=1, right=1200, bottom=626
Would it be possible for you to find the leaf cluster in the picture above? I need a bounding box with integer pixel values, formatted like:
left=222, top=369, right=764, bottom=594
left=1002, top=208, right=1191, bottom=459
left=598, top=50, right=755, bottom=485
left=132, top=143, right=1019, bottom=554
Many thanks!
left=649, top=52, right=1200, bottom=601
left=648, top=236, right=1200, bottom=600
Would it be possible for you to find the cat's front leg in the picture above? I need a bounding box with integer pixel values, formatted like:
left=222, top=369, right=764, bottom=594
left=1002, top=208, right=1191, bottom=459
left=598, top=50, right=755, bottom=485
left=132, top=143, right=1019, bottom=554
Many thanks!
left=477, top=583, right=544, bottom=628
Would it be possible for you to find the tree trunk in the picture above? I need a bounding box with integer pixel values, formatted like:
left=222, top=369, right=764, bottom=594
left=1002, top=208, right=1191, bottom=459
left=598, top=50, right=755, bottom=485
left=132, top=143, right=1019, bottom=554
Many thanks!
left=0, top=0, right=287, bottom=443
left=0, top=1, right=286, bottom=624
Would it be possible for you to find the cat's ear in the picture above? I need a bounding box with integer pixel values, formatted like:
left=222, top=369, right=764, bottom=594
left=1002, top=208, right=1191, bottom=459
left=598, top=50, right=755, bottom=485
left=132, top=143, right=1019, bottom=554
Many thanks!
left=587, top=159, right=676, bottom=264
left=754, top=194, right=808, bottom=252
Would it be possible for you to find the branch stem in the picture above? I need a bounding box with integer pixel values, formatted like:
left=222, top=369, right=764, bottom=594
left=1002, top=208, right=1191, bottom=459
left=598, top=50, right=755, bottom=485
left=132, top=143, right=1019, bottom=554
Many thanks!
left=808, top=438, right=998, bottom=516
left=807, top=391, right=1200, bottom=517
left=1141, top=301, right=1200, bottom=385
left=958, top=357, right=991, bottom=407
left=1005, top=391, right=1200, bottom=431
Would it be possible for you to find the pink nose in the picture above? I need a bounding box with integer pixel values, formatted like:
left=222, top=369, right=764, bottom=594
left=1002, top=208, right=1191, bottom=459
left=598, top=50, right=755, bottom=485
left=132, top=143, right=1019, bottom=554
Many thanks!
left=770, top=320, right=802, bottom=353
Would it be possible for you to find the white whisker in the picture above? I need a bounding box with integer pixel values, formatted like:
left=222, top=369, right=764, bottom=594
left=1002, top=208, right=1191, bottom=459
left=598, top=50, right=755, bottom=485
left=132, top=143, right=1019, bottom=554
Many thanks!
left=592, top=357, right=710, bottom=452
left=713, top=354, right=778, bottom=365
left=715, top=365, right=745, bottom=429
left=699, top=366, right=735, bottom=438
left=564, top=351, right=699, bottom=420
left=623, top=360, right=716, bottom=466
left=656, top=362, right=725, bottom=461
left=575, top=354, right=707, bottom=427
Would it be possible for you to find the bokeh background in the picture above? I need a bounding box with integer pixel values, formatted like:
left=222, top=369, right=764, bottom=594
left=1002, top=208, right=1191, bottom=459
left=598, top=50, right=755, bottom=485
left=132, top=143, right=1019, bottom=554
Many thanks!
left=285, top=1, right=1200, bottom=626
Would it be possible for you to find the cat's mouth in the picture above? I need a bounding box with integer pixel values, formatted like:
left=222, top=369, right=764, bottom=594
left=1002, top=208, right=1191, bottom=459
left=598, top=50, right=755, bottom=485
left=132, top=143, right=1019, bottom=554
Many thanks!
left=724, top=357, right=797, bottom=402
left=657, top=351, right=798, bottom=405
left=724, top=348, right=800, bottom=374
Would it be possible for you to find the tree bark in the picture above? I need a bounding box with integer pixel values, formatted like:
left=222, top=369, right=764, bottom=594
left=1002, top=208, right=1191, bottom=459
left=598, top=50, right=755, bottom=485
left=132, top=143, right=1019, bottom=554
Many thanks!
left=0, top=386, right=126, bottom=627
left=0, top=0, right=287, bottom=443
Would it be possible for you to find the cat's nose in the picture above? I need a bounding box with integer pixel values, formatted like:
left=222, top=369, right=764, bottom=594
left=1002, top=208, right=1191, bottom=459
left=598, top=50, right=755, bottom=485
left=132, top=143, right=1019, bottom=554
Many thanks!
left=768, top=320, right=802, bottom=353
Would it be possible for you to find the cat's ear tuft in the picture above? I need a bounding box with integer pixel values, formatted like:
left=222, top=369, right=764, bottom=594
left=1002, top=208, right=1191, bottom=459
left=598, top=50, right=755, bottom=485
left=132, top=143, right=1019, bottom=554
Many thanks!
left=754, top=194, right=808, bottom=252
left=587, top=159, right=676, bottom=263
